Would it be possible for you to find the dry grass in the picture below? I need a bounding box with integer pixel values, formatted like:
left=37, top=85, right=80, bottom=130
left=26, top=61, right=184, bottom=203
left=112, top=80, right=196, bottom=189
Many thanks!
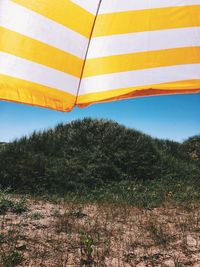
left=0, top=197, right=199, bottom=266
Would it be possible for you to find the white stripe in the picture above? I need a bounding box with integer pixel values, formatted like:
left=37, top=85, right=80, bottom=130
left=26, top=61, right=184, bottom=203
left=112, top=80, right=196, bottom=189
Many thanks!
left=99, top=0, right=200, bottom=14
left=80, top=64, right=200, bottom=94
left=0, top=1, right=88, bottom=59
left=88, top=27, right=200, bottom=58
left=71, top=0, right=100, bottom=15
left=0, top=52, right=79, bottom=95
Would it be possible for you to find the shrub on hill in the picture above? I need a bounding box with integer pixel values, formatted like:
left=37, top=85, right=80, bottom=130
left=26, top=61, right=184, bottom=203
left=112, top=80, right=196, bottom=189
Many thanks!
left=183, top=135, right=200, bottom=165
left=0, top=118, right=199, bottom=196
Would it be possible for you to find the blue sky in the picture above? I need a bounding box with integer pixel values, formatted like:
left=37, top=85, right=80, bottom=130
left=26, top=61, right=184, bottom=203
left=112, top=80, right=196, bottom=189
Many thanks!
left=0, top=93, right=200, bottom=143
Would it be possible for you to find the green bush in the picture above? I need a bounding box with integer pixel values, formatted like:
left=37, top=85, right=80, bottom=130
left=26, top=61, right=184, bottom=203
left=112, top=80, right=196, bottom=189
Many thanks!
left=0, top=118, right=199, bottom=206
left=1, top=250, right=24, bottom=267
left=11, top=197, right=28, bottom=214
left=0, top=189, right=28, bottom=215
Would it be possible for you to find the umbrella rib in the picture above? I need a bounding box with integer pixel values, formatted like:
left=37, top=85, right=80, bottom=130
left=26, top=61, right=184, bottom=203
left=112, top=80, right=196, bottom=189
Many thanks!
left=74, top=0, right=103, bottom=107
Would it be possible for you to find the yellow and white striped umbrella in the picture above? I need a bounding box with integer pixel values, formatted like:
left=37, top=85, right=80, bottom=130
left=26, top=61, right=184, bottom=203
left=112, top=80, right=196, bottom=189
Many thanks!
left=0, top=0, right=200, bottom=111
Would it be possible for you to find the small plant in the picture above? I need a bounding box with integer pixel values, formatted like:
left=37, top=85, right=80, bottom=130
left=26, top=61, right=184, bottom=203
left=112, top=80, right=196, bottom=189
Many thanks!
left=0, top=198, right=13, bottom=215
left=0, top=188, right=13, bottom=215
left=147, top=220, right=173, bottom=247
left=80, top=234, right=94, bottom=266
left=70, top=208, right=87, bottom=219
left=0, top=234, right=5, bottom=244
left=51, top=209, right=60, bottom=217
left=172, top=256, right=182, bottom=267
left=55, top=213, right=73, bottom=234
left=1, top=250, right=24, bottom=267
left=11, top=197, right=28, bottom=214
left=0, top=189, right=28, bottom=215
left=30, top=211, right=44, bottom=220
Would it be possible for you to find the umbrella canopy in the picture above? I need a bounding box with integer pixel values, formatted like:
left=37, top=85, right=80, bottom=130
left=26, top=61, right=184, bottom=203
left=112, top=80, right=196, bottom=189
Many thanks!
left=0, top=0, right=200, bottom=111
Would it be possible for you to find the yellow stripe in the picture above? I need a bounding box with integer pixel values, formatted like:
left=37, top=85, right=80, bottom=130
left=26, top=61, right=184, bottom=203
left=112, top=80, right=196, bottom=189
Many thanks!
left=93, top=5, right=200, bottom=37
left=0, top=27, right=83, bottom=77
left=77, top=80, right=200, bottom=106
left=12, top=0, right=95, bottom=38
left=0, top=74, right=75, bottom=111
left=83, top=47, right=200, bottom=77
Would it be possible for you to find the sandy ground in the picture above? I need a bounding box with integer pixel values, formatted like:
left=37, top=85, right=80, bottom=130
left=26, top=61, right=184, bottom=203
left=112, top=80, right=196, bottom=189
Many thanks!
left=0, top=198, right=199, bottom=266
